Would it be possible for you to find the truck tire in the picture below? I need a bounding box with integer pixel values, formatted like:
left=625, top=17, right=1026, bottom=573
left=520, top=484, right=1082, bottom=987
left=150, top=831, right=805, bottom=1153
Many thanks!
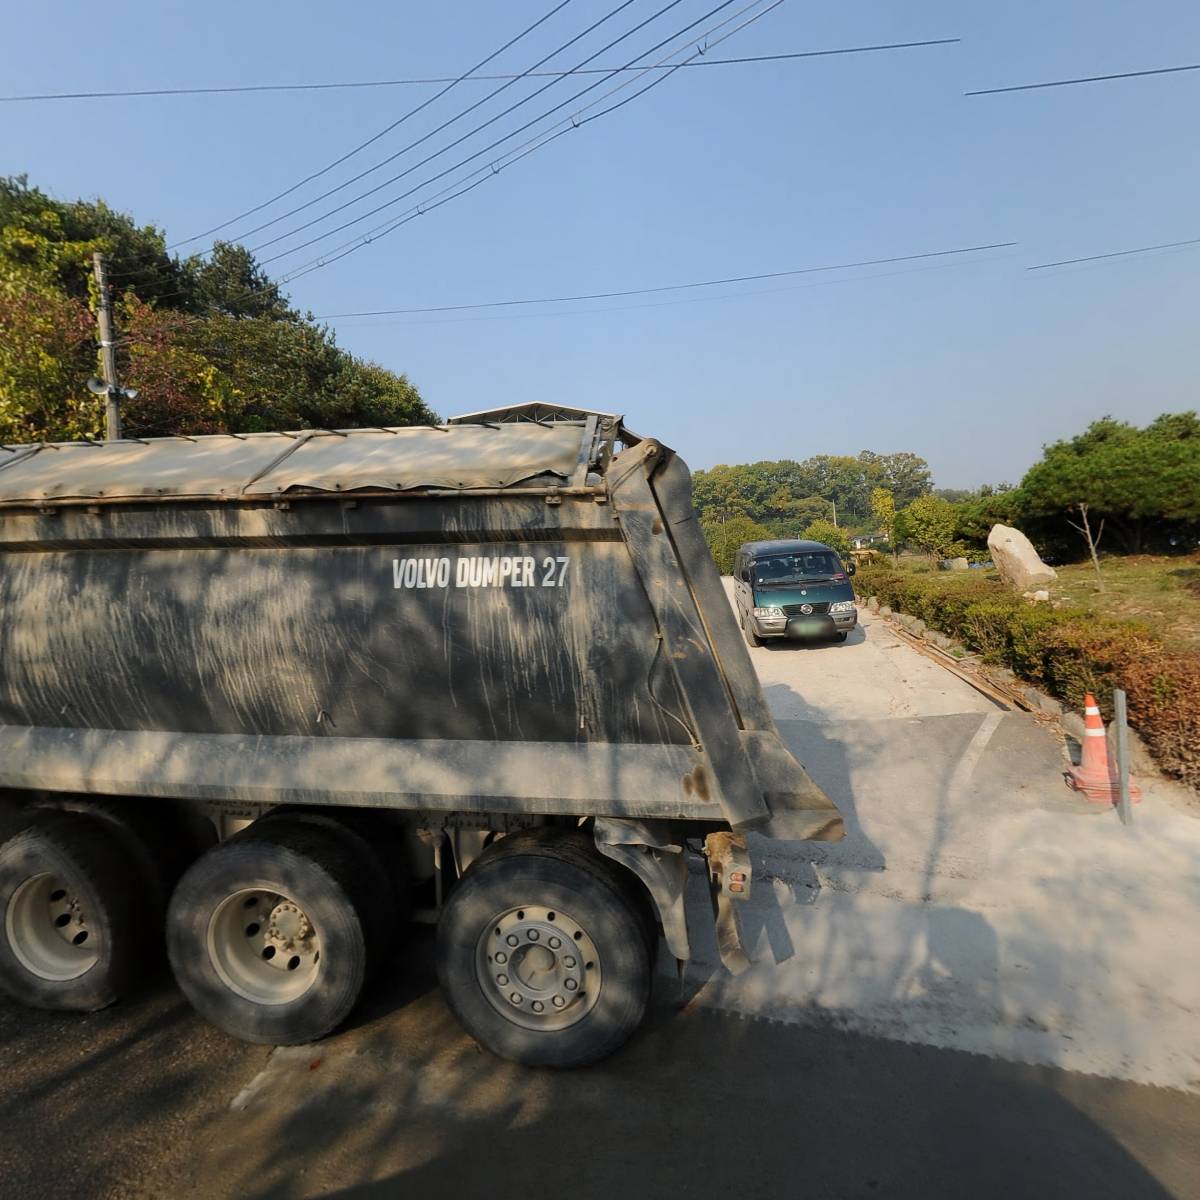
left=484, top=828, right=659, bottom=958
left=0, top=795, right=32, bottom=843
left=32, top=797, right=216, bottom=944
left=0, top=810, right=142, bottom=1011
left=436, top=831, right=653, bottom=1067
left=247, top=809, right=405, bottom=976
left=167, top=822, right=370, bottom=1044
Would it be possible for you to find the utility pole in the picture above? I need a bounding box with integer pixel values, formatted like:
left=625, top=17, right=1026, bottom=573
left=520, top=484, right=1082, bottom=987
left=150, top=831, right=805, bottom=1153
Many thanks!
left=831, top=498, right=838, bottom=527
left=91, top=252, right=123, bottom=440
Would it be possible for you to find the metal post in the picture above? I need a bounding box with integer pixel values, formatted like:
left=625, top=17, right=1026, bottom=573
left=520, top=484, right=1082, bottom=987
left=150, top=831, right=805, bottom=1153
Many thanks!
left=1114, top=688, right=1133, bottom=826
left=92, top=252, right=122, bottom=440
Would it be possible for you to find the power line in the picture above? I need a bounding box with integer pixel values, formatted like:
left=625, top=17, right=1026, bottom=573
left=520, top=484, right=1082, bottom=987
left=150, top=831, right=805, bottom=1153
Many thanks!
left=252, top=0, right=770, bottom=265
left=170, top=0, right=578, bottom=248
left=107, top=0, right=780, bottom=318
left=105, top=0, right=781, bottom=317
left=316, top=243, right=1017, bottom=317
left=333, top=254, right=1017, bottom=326
left=966, top=62, right=1200, bottom=96
left=1027, top=237, right=1200, bottom=270
left=228, top=0, right=667, bottom=251
left=1, top=40, right=960, bottom=102
left=267, top=0, right=788, bottom=283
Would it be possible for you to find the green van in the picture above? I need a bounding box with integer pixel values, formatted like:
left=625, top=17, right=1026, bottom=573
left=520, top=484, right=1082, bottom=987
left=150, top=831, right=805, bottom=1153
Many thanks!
left=733, top=539, right=858, bottom=646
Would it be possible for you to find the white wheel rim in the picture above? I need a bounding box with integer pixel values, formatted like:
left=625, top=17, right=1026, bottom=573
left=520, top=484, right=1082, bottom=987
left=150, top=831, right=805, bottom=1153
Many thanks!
left=475, top=904, right=602, bottom=1031
left=207, top=888, right=321, bottom=1006
left=5, top=872, right=99, bottom=981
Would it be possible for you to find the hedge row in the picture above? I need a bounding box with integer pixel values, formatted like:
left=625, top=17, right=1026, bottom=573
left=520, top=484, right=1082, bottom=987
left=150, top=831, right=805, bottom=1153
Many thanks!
left=855, top=564, right=1200, bottom=789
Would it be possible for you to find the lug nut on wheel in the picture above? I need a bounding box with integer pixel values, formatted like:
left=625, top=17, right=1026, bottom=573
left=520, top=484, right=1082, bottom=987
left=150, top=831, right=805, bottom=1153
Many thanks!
left=509, top=992, right=522, bottom=1005
left=564, top=978, right=578, bottom=992
left=552, top=995, right=566, bottom=1009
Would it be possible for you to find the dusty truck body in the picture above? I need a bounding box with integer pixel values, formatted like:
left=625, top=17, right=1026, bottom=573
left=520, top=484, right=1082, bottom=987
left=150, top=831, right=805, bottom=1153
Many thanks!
left=0, top=403, right=841, bottom=1065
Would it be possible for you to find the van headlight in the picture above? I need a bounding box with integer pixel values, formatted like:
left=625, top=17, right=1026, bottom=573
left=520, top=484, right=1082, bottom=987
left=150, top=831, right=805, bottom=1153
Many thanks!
left=753, top=606, right=785, bottom=618
left=829, top=600, right=856, bottom=613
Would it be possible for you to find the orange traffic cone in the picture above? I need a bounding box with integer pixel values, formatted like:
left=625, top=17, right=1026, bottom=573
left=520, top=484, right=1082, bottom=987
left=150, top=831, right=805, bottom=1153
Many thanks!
left=1068, top=693, right=1142, bottom=804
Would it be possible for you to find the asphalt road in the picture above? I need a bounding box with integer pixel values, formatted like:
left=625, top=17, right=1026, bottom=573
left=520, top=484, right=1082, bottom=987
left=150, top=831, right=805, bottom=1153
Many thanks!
left=1, top=601, right=1198, bottom=1199
left=1, top=933, right=1197, bottom=1200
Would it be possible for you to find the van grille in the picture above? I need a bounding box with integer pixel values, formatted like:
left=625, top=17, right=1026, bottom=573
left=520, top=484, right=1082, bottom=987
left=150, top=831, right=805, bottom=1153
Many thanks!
left=783, top=602, right=830, bottom=616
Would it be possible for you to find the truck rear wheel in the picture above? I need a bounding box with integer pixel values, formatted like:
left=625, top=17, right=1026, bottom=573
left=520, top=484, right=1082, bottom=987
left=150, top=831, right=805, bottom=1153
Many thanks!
left=436, top=834, right=652, bottom=1067
left=254, top=807, right=409, bottom=968
left=0, top=810, right=141, bottom=1011
left=167, top=822, right=370, bottom=1044
left=32, top=796, right=216, bottom=945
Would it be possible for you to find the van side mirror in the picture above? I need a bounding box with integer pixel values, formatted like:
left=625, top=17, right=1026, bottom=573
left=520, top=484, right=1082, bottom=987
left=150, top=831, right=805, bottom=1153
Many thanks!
left=846, top=561, right=856, bottom=576
left=738, top=568, right=750, bottom=582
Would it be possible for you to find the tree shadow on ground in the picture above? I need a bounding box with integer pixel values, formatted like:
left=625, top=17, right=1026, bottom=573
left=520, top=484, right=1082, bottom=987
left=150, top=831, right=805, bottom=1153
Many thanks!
left=169, top=935, right=1191, bottom=1200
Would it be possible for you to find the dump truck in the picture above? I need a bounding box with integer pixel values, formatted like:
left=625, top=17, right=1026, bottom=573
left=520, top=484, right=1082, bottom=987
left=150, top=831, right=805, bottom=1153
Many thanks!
left=0, top=403, right=841, bottom=1066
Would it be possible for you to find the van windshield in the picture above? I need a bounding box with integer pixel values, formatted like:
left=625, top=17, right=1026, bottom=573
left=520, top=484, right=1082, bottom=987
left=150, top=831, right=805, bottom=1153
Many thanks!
left=753, top=551, right=842, bottom=585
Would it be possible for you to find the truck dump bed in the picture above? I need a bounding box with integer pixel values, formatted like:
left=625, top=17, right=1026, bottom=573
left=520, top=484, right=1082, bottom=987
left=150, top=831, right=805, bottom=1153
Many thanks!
left=0, top=404, right=841, bottom=842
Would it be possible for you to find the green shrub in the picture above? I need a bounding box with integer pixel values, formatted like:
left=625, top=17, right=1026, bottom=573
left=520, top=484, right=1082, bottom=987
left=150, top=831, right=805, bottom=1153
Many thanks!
left=1124, top=652, right=1200, bottom=785
left=960, top=599, right=1020, bottom=661
left=854, top=563, right=1200, bottom=788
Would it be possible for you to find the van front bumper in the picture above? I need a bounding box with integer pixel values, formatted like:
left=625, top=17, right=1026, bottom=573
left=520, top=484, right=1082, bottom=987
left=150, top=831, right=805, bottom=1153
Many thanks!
left=751, top=607, right=858, bottom=639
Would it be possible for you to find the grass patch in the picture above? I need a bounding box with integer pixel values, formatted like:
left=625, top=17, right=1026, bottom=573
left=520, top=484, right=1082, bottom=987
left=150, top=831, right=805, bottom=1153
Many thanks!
left=856, top=556, right=1200, bottom=789
left=1049, top=554, right=1200, bottom=652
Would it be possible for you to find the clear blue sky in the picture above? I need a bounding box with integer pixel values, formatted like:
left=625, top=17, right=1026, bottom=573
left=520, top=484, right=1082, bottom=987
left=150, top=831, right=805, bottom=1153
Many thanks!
left=5, top=1, right=1198, bottom=486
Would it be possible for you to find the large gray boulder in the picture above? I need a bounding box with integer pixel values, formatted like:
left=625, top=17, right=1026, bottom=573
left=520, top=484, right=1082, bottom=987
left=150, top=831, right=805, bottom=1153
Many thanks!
left=987, top=524, right=1057, bottom=592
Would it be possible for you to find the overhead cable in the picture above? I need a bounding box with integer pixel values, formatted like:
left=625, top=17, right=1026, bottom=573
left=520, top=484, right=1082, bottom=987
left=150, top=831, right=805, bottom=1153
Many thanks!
left=257, top=0, right=769, bottom=268
left=1027, top=237, right=1200, bottom=270
left=966, top=62, right=1200, bottom=96
left=316, top=243, right=1018, bottom=317
left=2, top=39, right=960, bottom=102
left=170, top=0, right=578, bottom=248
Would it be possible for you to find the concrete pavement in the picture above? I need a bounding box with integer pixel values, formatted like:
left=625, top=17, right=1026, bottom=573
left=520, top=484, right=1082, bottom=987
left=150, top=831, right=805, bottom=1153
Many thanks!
left=706, top=592, right=1200, bottom=1091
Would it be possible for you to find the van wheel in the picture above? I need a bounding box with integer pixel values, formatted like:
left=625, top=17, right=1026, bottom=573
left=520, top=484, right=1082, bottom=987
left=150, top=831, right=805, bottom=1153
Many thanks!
left=167, top=822, right=370, bottom=1044
left=437, top=831, right=652, bottom=1067
left=0, top=810, right=142, bottom=1011
left=741, top=609, right=762, bottom=648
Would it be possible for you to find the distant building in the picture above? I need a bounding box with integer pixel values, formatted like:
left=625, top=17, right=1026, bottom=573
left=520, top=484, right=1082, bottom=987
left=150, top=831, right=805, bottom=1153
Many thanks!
left=851, top=532, right=888, bottom=549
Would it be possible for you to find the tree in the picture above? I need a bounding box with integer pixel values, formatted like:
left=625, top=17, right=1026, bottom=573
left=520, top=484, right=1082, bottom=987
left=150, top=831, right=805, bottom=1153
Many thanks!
left=700, top=513, right=773, bottom=574
left=873, top=451, right=933, bottom=506
left=897, top=495, right=960, bottom=560
left=870, top=487, right=897, bottom=562
left=1019, top=414, right=1200, bottom=552
left=0, top=175, right=438, bottom=443
left=190, top=242, right=294, bottom=321
left=801, top=518, right=850, bottom=557
left=0, top=206, right=102, bottom=439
